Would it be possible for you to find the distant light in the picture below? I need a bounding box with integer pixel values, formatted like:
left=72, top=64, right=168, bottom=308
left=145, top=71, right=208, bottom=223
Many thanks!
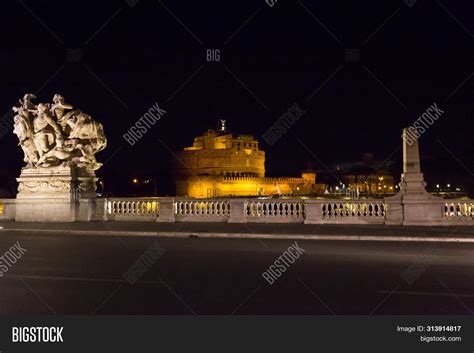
left=132, top=178, right=139, bottom=184
left=436, top=184, right=440, bottom=188
left=335, top=186, right=339, bottom=191
left=0, top=227, right=3, bottom=230
left=456, top=187, right=461, bottom=191
left=447, top=184, right=451, bottom=188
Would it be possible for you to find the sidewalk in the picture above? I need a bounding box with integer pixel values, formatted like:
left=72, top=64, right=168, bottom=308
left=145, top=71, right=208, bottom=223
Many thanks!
left=1, top=221, right=474, bottom=242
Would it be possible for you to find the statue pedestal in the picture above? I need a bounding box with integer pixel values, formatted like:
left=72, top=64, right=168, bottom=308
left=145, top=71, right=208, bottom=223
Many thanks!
left=385, top=128, right=445, bottom=226
left=15, top=166, right=101, bottom=222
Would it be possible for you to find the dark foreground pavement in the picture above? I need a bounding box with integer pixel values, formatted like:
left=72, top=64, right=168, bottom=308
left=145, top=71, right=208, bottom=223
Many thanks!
left=0, top=228, right=473, bottom=315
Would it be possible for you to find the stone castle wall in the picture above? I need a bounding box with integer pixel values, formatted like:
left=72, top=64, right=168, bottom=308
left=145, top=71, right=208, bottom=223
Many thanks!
left=176, top=174, right=323, bottom=198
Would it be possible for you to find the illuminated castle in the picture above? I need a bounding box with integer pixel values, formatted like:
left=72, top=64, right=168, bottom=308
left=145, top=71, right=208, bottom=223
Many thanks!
left=174, top=122, right=325, bottom=198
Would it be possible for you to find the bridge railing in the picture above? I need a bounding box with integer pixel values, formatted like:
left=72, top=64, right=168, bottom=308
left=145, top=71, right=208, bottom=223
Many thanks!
left=0, top=196, right=472, bottom=224
left=174, top=199, right=230, bottom=222
left=245, top=200, right=305, bottom=223
left=101, top=197, right=392, bottom=224
left=444, top=200, right=474, bottom=221
left=303, top=199, right=386, bottom=224
left=105, top=198, right=160, bottom=221
left=0, top=199, right=16, bottom=221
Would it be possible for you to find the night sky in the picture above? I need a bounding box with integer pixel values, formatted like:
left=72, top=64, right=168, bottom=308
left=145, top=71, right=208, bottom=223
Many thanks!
left=0, top=0, right=472, bottom=196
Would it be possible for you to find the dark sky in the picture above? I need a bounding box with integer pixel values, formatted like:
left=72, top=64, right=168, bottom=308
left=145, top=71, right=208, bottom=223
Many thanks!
left=0, top=0, right=472, bottom=195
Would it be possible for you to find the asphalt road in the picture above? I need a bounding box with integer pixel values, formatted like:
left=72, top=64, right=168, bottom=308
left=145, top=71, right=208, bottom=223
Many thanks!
left=0, top=231, right=473, bottom=315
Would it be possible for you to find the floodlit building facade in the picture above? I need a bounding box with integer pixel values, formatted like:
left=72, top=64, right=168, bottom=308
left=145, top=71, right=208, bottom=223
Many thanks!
left=340, top=153, right=396, bottom=196
left=174, top=127, right=325, bottom=198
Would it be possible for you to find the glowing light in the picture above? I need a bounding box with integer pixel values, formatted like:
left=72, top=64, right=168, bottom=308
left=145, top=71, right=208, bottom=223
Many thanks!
left=132, top=178, right=139, bottom=184
left=447, top=184, right=451, bottom=188
left=436, top=184, right=440, bottom=188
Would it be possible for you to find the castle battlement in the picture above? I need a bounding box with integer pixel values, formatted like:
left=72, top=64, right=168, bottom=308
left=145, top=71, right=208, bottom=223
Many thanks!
left=174, top=126, right=324, bottom=198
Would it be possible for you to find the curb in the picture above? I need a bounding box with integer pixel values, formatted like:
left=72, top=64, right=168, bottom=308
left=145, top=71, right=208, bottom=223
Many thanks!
left=1, top=228, right=474, bottom=243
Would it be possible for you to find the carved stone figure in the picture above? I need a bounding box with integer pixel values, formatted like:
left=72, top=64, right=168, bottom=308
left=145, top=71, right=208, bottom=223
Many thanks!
left=12, top=94, right=107, bottom=170
left=12, top=94, right=41, bottom=166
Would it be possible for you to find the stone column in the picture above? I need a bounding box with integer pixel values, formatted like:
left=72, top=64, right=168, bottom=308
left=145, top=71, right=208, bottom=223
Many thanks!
left=303, top=199, right=323, bottom=224
left=156, top=198, right=176, bottom=222
left=385, top=128, right=445, bottom=226
left=228, top=199, right=247, bottom=223
left=400, top=128, right=427, bottom=195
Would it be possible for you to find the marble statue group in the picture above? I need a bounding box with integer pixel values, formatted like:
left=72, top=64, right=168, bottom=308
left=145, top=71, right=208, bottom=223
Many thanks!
left=13, top=94, right=107, bottom=170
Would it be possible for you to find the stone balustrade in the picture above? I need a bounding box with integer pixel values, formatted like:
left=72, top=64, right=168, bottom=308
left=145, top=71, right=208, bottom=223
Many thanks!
left=2, top=196, right=474, bottom=225
left=245, top=200, right=305, bottom=223
left=105, top=198, right=160, bottom=221
left=304, top=199, right=386, bottom=224
left=322, top=201, right=385, bottom=220
left=444, top=201, right=474, bottom=220
left=174, top=199, right=230, bottom=222
left=100, top=197, right=390, bottom=224
left=0, top=199, right=16, bottom=220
